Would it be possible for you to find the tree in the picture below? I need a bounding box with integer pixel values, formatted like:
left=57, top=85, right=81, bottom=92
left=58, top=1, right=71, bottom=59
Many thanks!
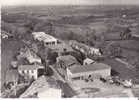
left=37, top=43, right=52, bottom=75
left=120, top=27, right=132, bottom=40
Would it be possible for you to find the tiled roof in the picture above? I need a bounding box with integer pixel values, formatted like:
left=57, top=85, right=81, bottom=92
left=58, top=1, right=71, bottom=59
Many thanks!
left=47, top=42, right=73, bottom=52
left=69, top=63, right=111, bottom=74
left=32, top=32, right=57, bottom=42
left=57, top=55, right=80, bottom=66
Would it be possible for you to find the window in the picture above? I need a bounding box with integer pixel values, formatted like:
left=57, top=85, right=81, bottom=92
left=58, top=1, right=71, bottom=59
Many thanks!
left=52, top=42, right=55, bottom=45
left=72, top=77, right=80, bottom=80
left=22, top=70, right=25, bottom=74
left=88, top=75, right=91, bottom=78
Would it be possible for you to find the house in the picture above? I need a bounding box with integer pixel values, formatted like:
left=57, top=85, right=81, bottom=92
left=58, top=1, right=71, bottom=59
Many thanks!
left=26, top=49, right=41, bottom=64
left=46, top=40, right=74, bottom=56
left=17, top=48, right=41, bottom=64
left=66, top=63, right=111, bottom=81
left=5, top=70, right=19, bottom=88
left=56, top=55, right=80, bottom=80
left=69, top=40, right=101, bottom=56
left=83, top=58, right=95, bottom=65
left=32, top=32, right=46, bottom=41
left=32, top=32, right=58, bottom=45
left=18, top=64, right=44, bottom=80
left=56, top=55, right=80, bottom=69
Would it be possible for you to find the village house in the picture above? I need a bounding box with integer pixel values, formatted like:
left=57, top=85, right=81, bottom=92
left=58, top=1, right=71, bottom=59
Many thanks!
left=5, top=70, right=19, bottom=89
left=69, top=40, right=101, bottom=56
left=56, top=55, right=80, bottom=69
left=66, top=63, right=111, bottom=81
left=17, top=48, right=41, bottom=64
left=46, top=40, right=74, bottom=56
left=25, top=49, right=41, bottom=64
left=56, top=55, right=80, bottom=79
left=32, top=32, right=58, bottom=45
left=18, top=64, right=44, bottom=80
left=83, top=58, right=95, bottom=65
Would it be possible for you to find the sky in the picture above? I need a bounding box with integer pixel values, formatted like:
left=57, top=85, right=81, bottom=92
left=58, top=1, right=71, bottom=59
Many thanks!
left=1, top=0, right=139, bottom=6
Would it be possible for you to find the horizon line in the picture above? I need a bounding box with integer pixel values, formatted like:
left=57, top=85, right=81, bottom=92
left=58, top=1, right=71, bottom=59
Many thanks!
left=2, top=4, right=139, bottom=7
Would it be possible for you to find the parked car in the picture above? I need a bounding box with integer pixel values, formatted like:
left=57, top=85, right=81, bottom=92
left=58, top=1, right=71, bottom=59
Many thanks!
left=100, top=76, right=113, bottom=84
left=121, top=79, right=132, bottom=88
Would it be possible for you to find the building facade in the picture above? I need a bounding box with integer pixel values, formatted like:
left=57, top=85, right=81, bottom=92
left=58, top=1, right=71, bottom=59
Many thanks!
left=32, top=32, right=58, bottom=45
left=66, top=63, right=111, bottom=81
left=18, top=64, right=44, bottom=80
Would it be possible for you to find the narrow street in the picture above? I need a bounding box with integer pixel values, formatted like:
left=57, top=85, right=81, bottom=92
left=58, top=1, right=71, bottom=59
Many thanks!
left=49, top=65, right=65, bottom=83
left=49, top=65, right=77, bottom=97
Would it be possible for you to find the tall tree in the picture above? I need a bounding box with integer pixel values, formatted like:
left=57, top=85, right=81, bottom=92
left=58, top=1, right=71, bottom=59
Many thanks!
left=120, top=27, right=131, bottom=40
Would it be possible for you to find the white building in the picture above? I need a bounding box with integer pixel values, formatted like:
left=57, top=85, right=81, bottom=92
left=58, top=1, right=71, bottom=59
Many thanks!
left=83, top=58, right=95, bottom=65
left=69, top=40, right=102, bottom=56
left=18, top=64, right=44, bottom=80
left=89, top=47, right=102, bottom=56
left=67, top=63, right=111, bottom=81
left=32, top=32, right=58, bottom=45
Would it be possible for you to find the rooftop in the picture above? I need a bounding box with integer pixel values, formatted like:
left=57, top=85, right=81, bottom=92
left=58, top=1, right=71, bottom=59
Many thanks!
left=47, top=42, right=73, bottom=52
left=18, top=64, right=44, bottom=70
left=84, top=58, right=95, bottom=64
left=69, top=63, right=111, bottom=74
left=57, top=55, right=80, bottom=67
left=32, top=32, right=57, bottom=42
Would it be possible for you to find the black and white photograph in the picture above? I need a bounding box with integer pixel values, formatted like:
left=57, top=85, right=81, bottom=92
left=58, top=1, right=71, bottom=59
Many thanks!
left=1, top=0, right=139, bottom=98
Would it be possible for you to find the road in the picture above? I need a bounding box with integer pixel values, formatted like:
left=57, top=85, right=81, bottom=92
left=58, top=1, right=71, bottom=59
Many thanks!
left=49, top=65, right=77, bottom=97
